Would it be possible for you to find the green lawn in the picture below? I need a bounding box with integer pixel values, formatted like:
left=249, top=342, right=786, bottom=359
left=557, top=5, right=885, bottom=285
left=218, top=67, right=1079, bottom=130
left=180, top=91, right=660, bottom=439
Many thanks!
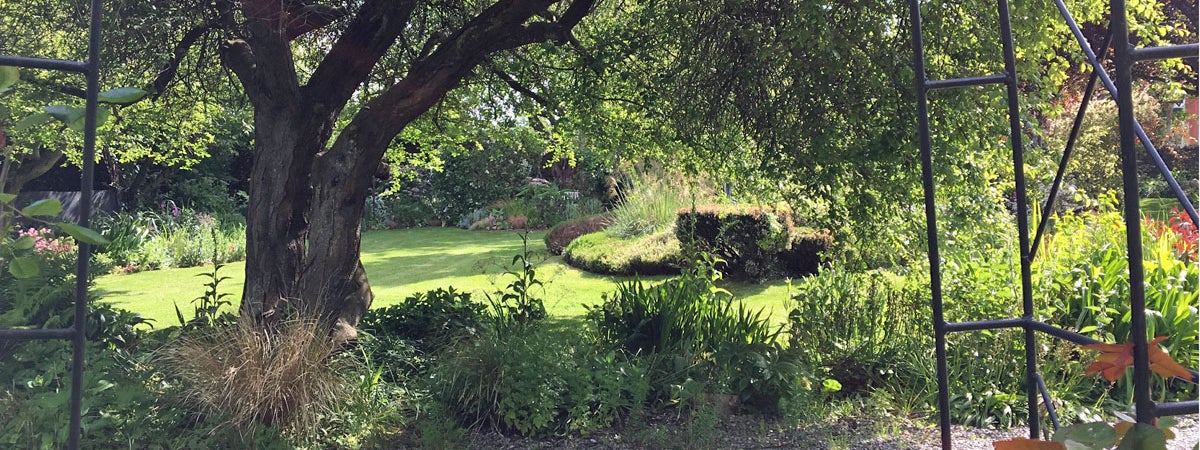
left=95, top=227, right=796, bottom=326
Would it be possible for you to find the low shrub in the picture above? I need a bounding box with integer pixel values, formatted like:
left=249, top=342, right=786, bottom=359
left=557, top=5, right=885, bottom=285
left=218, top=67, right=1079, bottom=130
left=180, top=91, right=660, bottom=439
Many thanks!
left=787, top=267, right=928, bottom=398
left=677, top=204, right=829, bottom=280
left=359, top=287, right=487, bottom=356
left=92, top=207, right=246, bottom=272
left=587, top=259, right=801, bottom=414
left=562, top=229, right=681, bottom=276
left=428, top=326, right=647, bottom=436
left=543, top=213, right=612, bottom=255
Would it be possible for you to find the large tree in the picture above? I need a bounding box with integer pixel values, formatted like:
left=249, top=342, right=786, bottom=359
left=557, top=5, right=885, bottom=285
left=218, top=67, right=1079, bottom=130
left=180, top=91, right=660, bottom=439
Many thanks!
left=194, top=0, right=596, bottom=339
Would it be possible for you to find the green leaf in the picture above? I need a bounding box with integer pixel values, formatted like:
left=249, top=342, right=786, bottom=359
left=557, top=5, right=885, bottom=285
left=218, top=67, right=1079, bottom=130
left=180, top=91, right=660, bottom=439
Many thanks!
left=43, top=105, right=110, bottom=132
left=822, top=378, right=842, bottom=392
left=1053, top=422, right=1118, bottom=450
left=8, top=256, right=40, bottom=279
left=0, top=66, right=18, bottom=93
left=21, top=198, right=62, bottom=217
left=0, top=193, right=15, bottom=204
left=1117, top=423, right=1167, bottom=450
left=97, top=87, right=147, bottom=104
left=43, top=105, right=83, bottom=123
left=11, top=113, right=53, bottom=133
left=11, top=235, right=35, bottom=250
left=58, top=222, right=109, bottom=245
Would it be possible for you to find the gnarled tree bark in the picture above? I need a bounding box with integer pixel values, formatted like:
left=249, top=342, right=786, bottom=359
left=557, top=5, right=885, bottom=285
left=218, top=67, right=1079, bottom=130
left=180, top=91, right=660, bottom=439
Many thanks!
left=213, top=0, right=595, bottom=341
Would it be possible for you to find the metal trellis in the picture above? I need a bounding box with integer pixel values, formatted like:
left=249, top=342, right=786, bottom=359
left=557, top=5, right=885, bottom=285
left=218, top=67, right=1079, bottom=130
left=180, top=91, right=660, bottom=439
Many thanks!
left=907, top=0, right=1199, bottom=447
left=0, top=0, right=103, bottom=448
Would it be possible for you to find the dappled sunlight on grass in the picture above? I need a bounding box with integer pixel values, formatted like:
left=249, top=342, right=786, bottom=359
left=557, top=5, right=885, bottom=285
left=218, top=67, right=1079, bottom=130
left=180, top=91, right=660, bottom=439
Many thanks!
left=96, top=227, right=796, bottom=328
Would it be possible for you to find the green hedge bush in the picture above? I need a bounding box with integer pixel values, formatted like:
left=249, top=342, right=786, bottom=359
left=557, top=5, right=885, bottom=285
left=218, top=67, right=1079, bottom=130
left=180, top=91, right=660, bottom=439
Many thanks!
left=676, top=204, right=830, bottom=280
left=561, top=229, right=681, bottom=276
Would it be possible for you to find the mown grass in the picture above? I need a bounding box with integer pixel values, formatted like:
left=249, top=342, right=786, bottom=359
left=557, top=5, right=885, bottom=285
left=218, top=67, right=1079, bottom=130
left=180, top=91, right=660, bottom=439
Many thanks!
left=96, top=227, right=796, bottom=326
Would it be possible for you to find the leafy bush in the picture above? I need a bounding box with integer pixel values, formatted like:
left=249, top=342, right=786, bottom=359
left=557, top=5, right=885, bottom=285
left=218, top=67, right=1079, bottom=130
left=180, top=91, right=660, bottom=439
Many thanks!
left=562, top=229, right=681, bottom=276
left=360, top=287, right=486, bottom=356
left=515, top=180, right=582, bottom=229
left=428, top=326, right=647, bottom=436
left=587, top=259, right=800, bottom=413
left=364, top=192, right=433, bottom=230
left=92, top=206, right=246, bottom=272
left=428, top=141, right=535, bottom=225
left=677, top=204, right=830, bottom=280
left=787, top=267, right=928, bottom=398
left=543, top=213, right=611, bottom=255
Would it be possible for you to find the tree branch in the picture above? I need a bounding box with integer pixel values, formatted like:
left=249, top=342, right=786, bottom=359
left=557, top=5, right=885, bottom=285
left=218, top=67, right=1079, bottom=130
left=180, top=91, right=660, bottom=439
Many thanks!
left=304, top=0, right=419, bottom=115
left=488, top=64, right=553, bottom=109
left=152, top=24, right=216, bottom=100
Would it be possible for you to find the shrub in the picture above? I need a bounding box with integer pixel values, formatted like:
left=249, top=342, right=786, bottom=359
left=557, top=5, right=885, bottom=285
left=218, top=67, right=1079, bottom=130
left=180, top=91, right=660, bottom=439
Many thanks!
left=779, top=228, right=835, bottom=277
left=159, top=315, right=348, bottom=437
left=676, top=204, right=830, bottom=280
left=543, top=213, right=611, bottom=255
left=516, top=180, right=578, bottom=228
left=92, top=207, right=246, bottom=272
left=587, top=259, right=800, bottom=413
left=787, top=267, right=928, bottom=397
left=428, top=141, right=535, bottom=225
left=428, top=326, right=646, bottom=436
left=562, top=229, right=681, bottom=276
left=361, top=287, right=486, bottom=356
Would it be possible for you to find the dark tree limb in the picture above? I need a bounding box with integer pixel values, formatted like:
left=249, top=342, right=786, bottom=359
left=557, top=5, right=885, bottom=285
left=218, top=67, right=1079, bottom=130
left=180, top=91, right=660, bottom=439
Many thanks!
left=304, top=0, right=420, bottom=116
left=152, top=24, right=216, bottom=100
left=488, top=63, right=553, bottom=109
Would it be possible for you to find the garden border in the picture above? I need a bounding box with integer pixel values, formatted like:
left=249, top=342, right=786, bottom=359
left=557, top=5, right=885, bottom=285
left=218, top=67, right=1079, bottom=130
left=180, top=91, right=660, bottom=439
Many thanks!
left=907, top=0, right=1199, bottom=447
left=0, top=0, right=102, bottom=448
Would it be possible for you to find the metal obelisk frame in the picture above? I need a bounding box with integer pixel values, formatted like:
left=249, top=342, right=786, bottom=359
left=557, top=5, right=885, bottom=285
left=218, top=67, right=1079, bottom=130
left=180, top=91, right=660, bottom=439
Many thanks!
left=908, top=0, right=1199, bottom=447
left=0, top=0, right=103, bottom=448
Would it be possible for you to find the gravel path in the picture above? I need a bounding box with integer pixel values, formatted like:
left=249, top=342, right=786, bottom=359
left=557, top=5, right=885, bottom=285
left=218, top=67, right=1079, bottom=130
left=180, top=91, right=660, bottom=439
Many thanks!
left=450, top=414, right=1200, bottom=450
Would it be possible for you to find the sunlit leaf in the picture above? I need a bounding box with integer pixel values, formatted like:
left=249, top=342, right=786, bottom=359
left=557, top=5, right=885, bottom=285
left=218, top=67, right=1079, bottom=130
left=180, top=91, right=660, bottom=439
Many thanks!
left=11, top=113, right=53, bottom=133
left=8, top=256, right=40, bottom=279
left=97, top=87, right=147, bottom=104
left=0, top=193, right=15, bottom=203
left=993, top=438, right=1067, bottom=450
left=58, top=222, right=109, bottom=245
left=21, top=198, right=62, bottom=217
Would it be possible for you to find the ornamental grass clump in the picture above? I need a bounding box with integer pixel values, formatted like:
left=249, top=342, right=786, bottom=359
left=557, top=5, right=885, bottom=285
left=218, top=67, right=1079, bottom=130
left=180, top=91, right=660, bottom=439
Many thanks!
left=160, top=314, right=347, bottom=438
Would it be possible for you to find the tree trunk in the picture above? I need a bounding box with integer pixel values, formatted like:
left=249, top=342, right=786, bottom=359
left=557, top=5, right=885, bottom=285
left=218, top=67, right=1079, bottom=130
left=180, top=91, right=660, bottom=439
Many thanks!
left=225, top=0, right=596, bottom=342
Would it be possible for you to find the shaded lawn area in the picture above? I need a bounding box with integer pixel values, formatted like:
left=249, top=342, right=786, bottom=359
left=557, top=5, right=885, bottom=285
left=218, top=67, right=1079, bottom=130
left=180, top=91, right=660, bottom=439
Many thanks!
left=95, top=227, right=796, bottom=327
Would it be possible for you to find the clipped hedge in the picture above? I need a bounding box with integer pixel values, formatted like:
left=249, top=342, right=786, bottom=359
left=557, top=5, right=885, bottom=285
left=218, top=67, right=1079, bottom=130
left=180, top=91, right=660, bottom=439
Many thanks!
left=543, top=213, right=612, bottom=255
left=561, top=229, right=681, bottom=276
left=676, top=204, right=830, bottom=279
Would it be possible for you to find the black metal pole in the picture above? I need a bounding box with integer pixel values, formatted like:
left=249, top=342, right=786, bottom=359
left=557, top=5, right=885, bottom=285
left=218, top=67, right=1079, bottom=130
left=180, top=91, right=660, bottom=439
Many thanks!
left=1031, top=29, right=1113, bottom=261
left=1109, top=0, right=1155, bottom=426
left=68, top=0, right=101, bottom=447
left=1051, top=0, right=1197, bottom=225
left=994, top=0, right=1041, bottom=437
left=907, top=1, right=952, bottom=447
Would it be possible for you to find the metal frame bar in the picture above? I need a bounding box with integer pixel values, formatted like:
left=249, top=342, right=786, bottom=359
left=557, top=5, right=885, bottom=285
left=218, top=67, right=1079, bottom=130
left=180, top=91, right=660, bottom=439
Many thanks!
left=908, top=0, right=1199, bottom=445
left=0, top=1, right=101, bottom=448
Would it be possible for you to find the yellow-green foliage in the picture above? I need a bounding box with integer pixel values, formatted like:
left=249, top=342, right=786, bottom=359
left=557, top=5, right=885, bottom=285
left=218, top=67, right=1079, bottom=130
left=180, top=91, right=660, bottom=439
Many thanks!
left=562, top=229, right=682, bottom=275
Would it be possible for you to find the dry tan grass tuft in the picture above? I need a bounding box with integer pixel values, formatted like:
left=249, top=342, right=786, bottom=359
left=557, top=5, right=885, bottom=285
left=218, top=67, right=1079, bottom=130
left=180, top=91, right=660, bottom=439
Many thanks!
left=159, top=314, right=346, bottom=437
